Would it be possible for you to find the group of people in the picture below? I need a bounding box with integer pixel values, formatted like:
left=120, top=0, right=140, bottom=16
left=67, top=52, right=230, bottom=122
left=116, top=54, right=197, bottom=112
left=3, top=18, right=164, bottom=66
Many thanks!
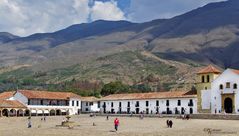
left=166, top=120, right=173, bottom=128
left=27, top=115, right=176, bottom=131
left=112, top=116, right=174, bottom=132
left=41, top=116, right=47, bottom=121
left=182, top=114, right=190, bottom=120
left=27, top=116, right=47, bottom=128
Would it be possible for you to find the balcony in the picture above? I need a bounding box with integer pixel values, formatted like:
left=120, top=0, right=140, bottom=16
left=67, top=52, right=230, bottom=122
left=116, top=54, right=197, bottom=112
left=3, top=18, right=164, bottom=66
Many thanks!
left=188, top=102, right=194, bottom=106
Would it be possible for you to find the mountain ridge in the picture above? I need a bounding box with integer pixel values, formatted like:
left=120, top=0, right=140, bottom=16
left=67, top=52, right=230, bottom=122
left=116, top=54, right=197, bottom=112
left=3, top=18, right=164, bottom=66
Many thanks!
left=0, top=0, right=238, bottom=91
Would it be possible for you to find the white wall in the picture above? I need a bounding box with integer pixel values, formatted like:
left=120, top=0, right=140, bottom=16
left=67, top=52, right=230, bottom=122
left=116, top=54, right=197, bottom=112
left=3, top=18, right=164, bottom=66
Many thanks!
left=100, top=98, right=197, bottom=115
left=211, top=69, right=239, bottom=114
left=13, top=92, right=82, bottom=115
left=82, top=101, right=100, bottom=112
left=69, top=98, right=81, bottom=115
left=201, top=89, right=211, bottom=109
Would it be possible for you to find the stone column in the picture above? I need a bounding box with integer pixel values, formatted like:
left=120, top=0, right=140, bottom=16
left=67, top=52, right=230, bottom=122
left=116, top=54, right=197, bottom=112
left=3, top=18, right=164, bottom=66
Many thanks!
left=7, top=109, right=10, bottom=117
left=30, top=110, right=32, bottom=117
left=36, top=109, right=38, bottom=116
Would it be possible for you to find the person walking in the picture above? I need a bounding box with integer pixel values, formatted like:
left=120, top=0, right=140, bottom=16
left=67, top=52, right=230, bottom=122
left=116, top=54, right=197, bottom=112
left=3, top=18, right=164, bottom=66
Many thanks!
left=28, top=117, right=32, bottom=128
left=114, top=118, right=120, bottom=131
left=166, top=120, right=169, bottom=128
left=169, top=120, right=173, bottom=128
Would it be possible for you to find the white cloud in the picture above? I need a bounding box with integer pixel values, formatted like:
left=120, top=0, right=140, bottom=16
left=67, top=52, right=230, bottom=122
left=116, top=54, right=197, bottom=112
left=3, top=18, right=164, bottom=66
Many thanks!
left=128, top=0, right=226, bottom=22
left=91, top=1, right=125, bottom=21
left=0, top=0, right=126, bottom=36
left=0, top=0, right=226, bottom=36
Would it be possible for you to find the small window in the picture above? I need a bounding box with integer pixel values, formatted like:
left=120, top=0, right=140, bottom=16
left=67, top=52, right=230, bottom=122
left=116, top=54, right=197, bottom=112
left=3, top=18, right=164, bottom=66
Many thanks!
left=119, top=102, right=122, bottom=107
left=103, top=102, right=106, bottom=108
left=136, top=101, right=139, bottom=107
left=156, top=100, right=159, bottom=106
left=188, top=99, right=193, bottom=106
left=202, top=76, right=205, bottom=83
left=226, top=82, right=230, bottom=88
left=219, top=84, right=223, bottom=90
left=97, top=101, right=100, bottom=108
left=177, top=100, right=181, bottom=106
left=146, top=101, right=149, bottom=107
left=166, top=100, right=169, bottom=106
left=205, top=87, right=207, bottom=90
left=207, top=75, right=210, bottom=82
left=76, top=101, right=79, bottom=106
left=127, top=102, right=130, bottom=107
left=72, top=101, right=75, bottom=106
left=86, top=102, right=88, bottom=106
left=111, top=102, right=114, bottom=107
left=90, top=102, right=93, bottom=106
left=233, top=83, right=237, bottom=89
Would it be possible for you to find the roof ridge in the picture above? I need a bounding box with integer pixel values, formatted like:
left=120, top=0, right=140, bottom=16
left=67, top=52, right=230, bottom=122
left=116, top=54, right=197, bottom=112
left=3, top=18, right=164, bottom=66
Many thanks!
left=197, top=64, right=221, bottom=74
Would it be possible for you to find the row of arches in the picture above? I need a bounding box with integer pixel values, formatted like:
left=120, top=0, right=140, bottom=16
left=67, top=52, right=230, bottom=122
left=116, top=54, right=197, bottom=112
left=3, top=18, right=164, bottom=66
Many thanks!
left=0, top=109, right=70, bottom=117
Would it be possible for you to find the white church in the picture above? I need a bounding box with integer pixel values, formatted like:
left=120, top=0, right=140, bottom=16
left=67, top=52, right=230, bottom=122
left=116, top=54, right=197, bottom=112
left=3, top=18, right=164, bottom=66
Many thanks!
left=196, top=65, right=239, bottom=114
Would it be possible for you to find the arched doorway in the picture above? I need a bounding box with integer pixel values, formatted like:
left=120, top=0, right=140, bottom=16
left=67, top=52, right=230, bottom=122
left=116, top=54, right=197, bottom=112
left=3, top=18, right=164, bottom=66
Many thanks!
left=224, top=97, right=233, bottom=113
left=17, top=109, right=24, bottom=116
left=56, top=109, right=61, bottom=115
left=190, top=108, right=193, bottom=114
left=2, top=109, right=9, bottom=117
left=25, top=110, right=30, bottom=116
left=50, top=109, right=56, bottom=116
left=181, top=107, right=185, bottom=114
left=9, top=109, right=16, bottom=116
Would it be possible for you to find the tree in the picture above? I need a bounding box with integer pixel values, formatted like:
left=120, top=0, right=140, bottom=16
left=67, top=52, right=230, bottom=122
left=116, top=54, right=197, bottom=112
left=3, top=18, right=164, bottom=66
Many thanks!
left=101, top=81, right=129, bottom=96
left=131, top=83, right=151, bottom=93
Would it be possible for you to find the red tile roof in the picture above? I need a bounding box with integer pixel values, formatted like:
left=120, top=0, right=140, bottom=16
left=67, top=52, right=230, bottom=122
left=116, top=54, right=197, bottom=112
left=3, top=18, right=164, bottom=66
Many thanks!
left=100, top=91, right=196, bottom=101
left=81, top=96, right=99, bottom=102
left=0, top=91, right=15, bottom=99
left=18, top=90, right=81, bottom=100
left=0, top=100, right=26, bottom=108
left=231, top=69, right=239, bottom=74
left=197, top=65, right=221, bottom=74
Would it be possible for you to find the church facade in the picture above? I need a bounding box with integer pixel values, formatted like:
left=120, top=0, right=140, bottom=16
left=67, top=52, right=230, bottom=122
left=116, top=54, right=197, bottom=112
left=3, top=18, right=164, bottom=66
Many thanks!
left=197, top=65, right=239, bottom=114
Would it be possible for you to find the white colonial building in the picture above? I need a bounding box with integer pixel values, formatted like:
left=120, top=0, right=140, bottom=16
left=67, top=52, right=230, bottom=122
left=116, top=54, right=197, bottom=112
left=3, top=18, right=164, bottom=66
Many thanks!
left=0, top=90, right=82, bottom=116
left=99, top=91, right=197, bottom=115
left=81, top=97, right=100, bottom=113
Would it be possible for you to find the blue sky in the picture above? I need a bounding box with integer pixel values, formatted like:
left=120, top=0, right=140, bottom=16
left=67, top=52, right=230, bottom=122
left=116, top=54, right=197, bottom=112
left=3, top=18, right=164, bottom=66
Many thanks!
left=0, top=0, right=225, bottom=36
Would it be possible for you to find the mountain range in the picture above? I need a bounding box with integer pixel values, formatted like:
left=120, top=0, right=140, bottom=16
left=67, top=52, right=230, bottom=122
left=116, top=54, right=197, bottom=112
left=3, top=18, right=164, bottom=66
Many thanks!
left=0, top=0, right=238, bottom=90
